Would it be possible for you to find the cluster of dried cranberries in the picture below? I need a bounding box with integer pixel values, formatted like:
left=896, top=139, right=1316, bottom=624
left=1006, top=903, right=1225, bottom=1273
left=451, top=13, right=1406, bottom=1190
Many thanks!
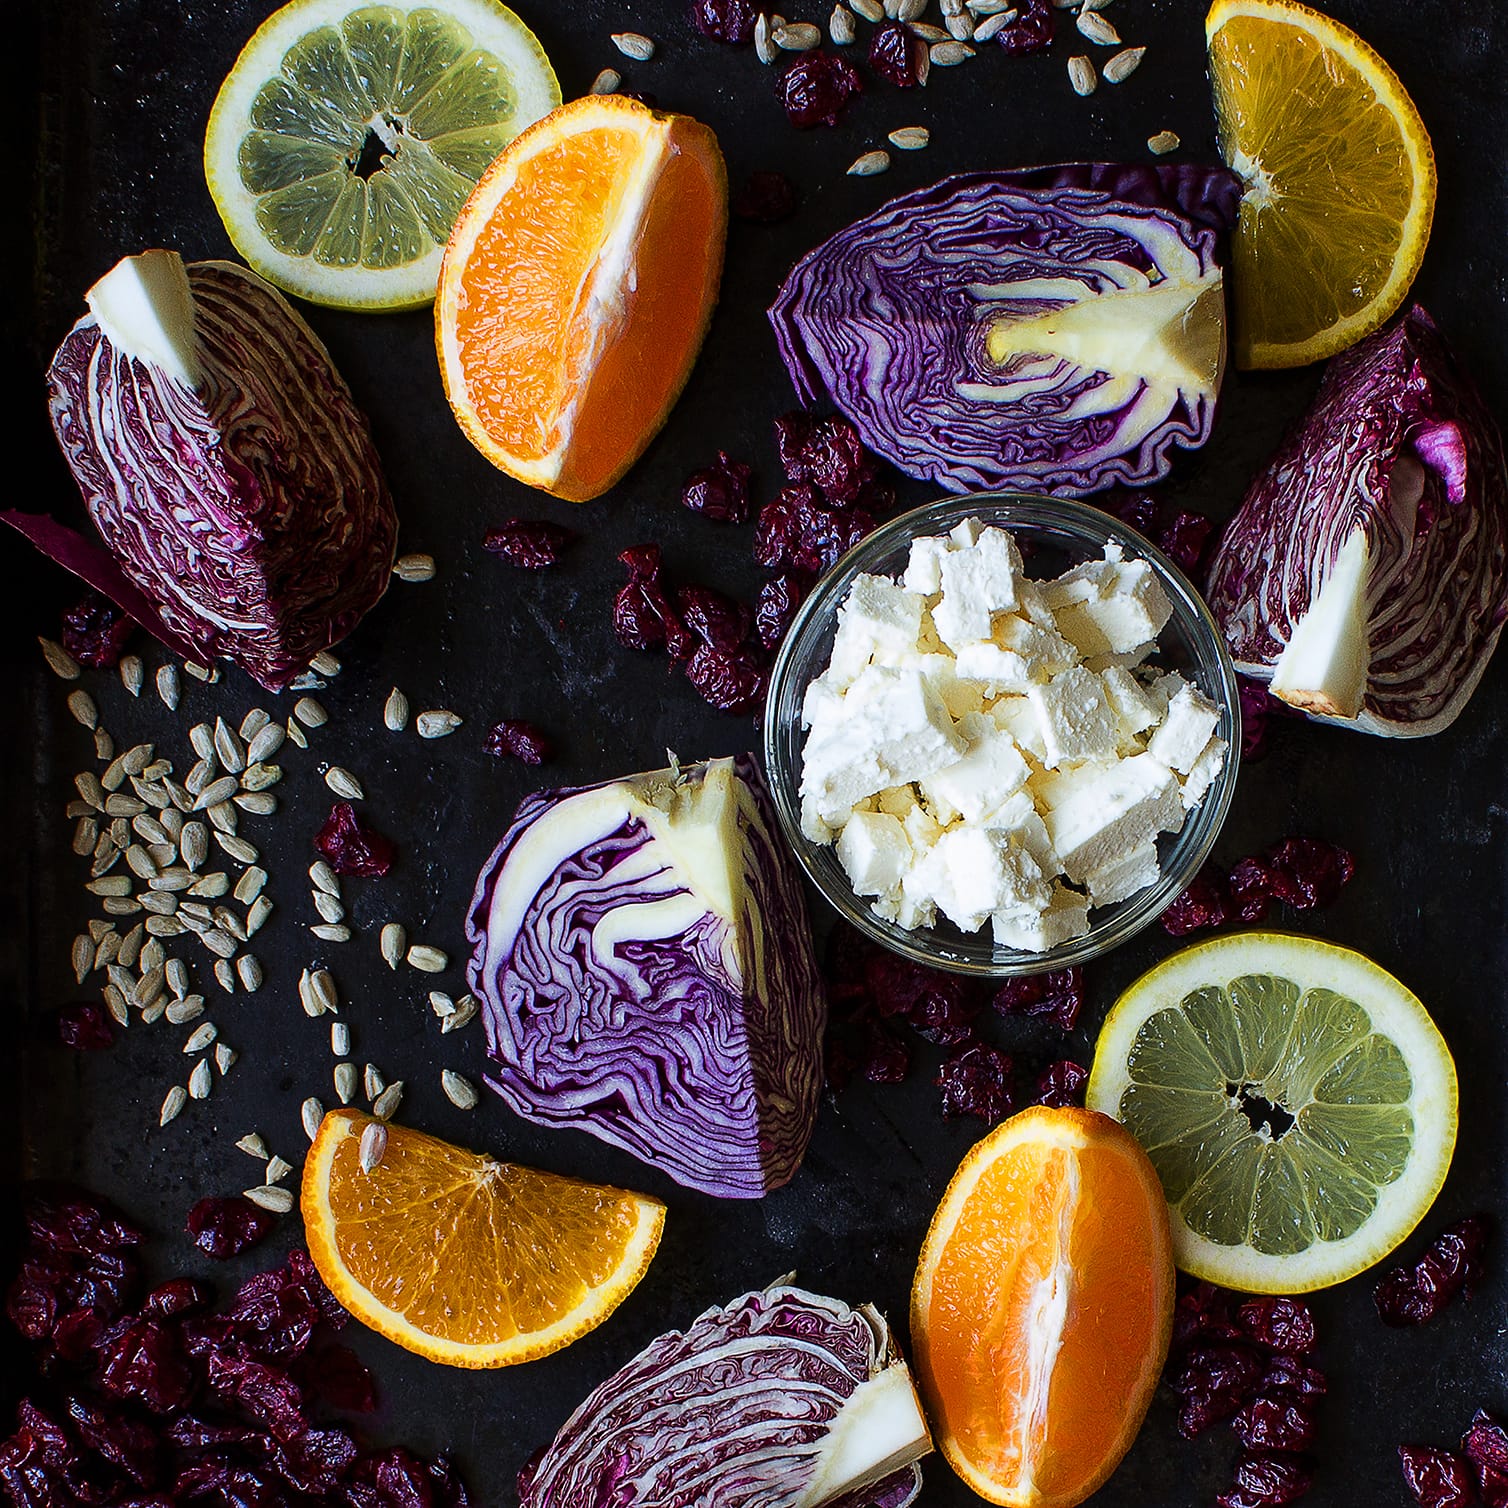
left=1401, top=1411, right=1508, bottom=1508
left=314, top=802, right=396, bottom=879
left=1374, top=1215, right=1492, bottom=1327
left=60, top=593, right=134, bottom=671
left=822, top=922, right=1087, bottom=1122
left=1163, top=838, right=1355, bottom=937
left=2, top=1188, right=468, bottom=1507
left=1166, top=1281, right=1324, bottom=1508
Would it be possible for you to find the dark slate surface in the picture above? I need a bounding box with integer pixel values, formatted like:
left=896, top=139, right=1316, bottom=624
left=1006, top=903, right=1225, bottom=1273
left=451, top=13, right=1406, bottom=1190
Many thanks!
left=2, top=0, right=1504, bottom=1503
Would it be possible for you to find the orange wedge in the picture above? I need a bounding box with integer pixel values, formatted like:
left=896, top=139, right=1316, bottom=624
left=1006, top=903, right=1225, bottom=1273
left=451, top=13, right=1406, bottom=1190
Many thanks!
left=435, top=95, right=727, bottom=501
left=1207, top=0, right=1435, bottom=368
left=301, top=1108, right=665, bottom=1368
left=911, top=1106, right=1174, bottom=1508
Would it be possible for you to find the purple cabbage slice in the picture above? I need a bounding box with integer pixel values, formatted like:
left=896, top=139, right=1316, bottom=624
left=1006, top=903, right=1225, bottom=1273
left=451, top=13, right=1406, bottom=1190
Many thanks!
left=768, top=164, right=1241, bottom=497
left=465, top=754, right=826, bottom=1199
left=517, top=1283, right=931, bottom=1508
left=27, top=250, right=396, bottom=691
left=1207, top=305, right=1508, bottom=736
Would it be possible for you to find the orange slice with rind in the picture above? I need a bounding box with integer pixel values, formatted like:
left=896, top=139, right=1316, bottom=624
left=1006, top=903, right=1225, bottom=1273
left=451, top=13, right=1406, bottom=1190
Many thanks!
left=301, top=1108, right=665, bottom=1368
left=435, top=94, right=727, bottom=501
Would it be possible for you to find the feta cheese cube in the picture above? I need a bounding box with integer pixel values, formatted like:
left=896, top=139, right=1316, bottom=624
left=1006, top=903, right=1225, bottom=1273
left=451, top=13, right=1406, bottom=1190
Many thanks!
left=908, top=828, right=1051, bottom=933
left=1180, top=735, right=1228, bottom=810
left=1045, top=544, right=1174, bottom=658
left=1025, top=665, right=1121, bottom=768
left=1085, top=841, right=1161, bottom=906
left=827, top=573, right=925, bottom=686
left=993, top=882, right=1090, bottom=952
left=902, top=800, right=943, bottom=855
left=1084, top=644, right=1155, bottom=674
left=984, top=788, right=1063, bottom=878
left=1148, top=683, right=1222, bottom=775
left=903, top=535, right=952, bottom=596
left=931, top=530, right=1024, bottom=650
left=1100, top=665, right=1162, bottom=742
left=920, top=712, right=1030, bottom=824
left=1143, top=669, right=1189, bottom=714
left=1044, top=753, right=1184, bottom=882
left=1028, top=760, right=1118, bottom=811
left=836, top=811, right=913, bottom=897
left=989, top=696, right=1048, bottom=762
left=953, top=640, right=1034, bottom=695
left=955, top=614, right=1075, bottom=694
left=873, top=887, right=936, bottom=931
left=802, top=671, right=847, bottom=735
left=949, top=518, right=983, bottom=549
left=898, top=650, right=985, bottom=719
left=800, top=790, right=838, bottom=844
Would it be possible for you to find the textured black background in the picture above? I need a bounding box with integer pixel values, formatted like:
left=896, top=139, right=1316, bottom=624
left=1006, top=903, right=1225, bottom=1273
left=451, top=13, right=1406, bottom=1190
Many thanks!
left=3, top=0, right=1505, bottom=1504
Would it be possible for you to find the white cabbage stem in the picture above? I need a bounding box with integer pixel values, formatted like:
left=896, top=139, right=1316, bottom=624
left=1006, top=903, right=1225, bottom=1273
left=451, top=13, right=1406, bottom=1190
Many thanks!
left=86, top=249, right=203, bottom=390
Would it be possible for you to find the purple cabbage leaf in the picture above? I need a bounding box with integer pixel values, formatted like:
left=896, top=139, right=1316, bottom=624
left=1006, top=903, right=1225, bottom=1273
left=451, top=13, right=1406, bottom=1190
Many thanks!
left=1207, top=304, right=1508, bottom=736
left=517, top=1283, right=931, bottom=1508
left=768, top=164, right=1241, bottom=497
left=465, top=754, right=826, bottom=1200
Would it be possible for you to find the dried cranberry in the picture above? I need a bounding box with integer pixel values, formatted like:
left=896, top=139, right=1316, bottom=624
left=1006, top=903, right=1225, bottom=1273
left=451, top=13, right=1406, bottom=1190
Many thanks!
left=61, top=592, right=134, bottom=669
left=681, top=451, right=753, bottom=522
left=97, top=1319, right=194, bottom=1413
left=1172, top=1280, right=1242, bottom=1351
left=684, top=644, right=766, bottom=714
left=868, top=21, right=920, bottom=86
left=1232, top=1393, right=1317, bottom=1454
left=1239, top=677, right=1279, bottom=761
left=1103, top=488, right=1160, bottom=539
left=937, top=1041, right=1015, bottom=1122
left=297, top=1343, right=376, bottom=1413
left=688, top=0, right=759, bottom=43
left=755, top=572, right=808, bottom=650
left=792, top=502, right=876, bottom=576
left=24, top=1191, right=141, bottom=1260
left=992, top=0, right=1054, bottom=53
left=205, top=1350, right=307, bottom=1439
left=864, top=952, right=979, bottom=1042
left=774, top=411, right=815, bottom=477
left=732, top=169, right=800, bottom=223
left=1237, top=1296, right=1316, bottom=1354
left=55, top=1002, right=116, bottom=1051
left=777, top=51, right=862, bottom=129
left=143, top=1278, right=212, bottom=1320
left=1264, top=838, right=1354, bottom=910
left=860, top=1020, right=912, bottom=1083
left=990, top=968, right=1083, bottom=1031
left=1228, top=856, right=1275, bottom=923
left=484, top=719, right=554, bottom=765
left=613, top=546, right=693, bottom=658
left=66, top=1395, right=160, bottom=1487
left=1171, top=1342, right=1264, bottom=1437
left=313, top=802, right=396, bottom=878
left=619, top=543, right=663, bottom=580
left=1034, top=1059, right=1088, bottom=1108
left=783, top=413, right=878, bottom=504
left=1261, top=1355, right=1327, bottom=1400
left=754, top=494, right=800, bottom=569
left=187, top=1197, right=277, bottom=1260
left=676, top=585, right=752, bottom=651
left=482, top=518, right=576, bottom=568
left=1157, top=511, right=1215, bottom=577
left=1217, top=1452, right=1315, bottom=1508
left=1162, top=863, right=1232, bottom=935
left=1399, top=1446, right=1480, bottom=1508
left=1465, top=1410, right=1508, bottom=1506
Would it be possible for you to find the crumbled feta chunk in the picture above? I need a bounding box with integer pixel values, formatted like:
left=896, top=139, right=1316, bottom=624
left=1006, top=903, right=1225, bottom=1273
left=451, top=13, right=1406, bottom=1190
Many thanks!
left=1045, top=543, right=1174, bottom=658
left=1148, top=683, right=1222, bottom=775
left=836, top=811, right=913, bottom=897
left=828, top=573, right=926, bottom=687
left=1100, top=664, right=1163, bottom=742
left=921, top=712, right=1030, bottom=824
left=1085, top=841, right=1161, bottom=906
left=876, top=785, right=916, bottom=819
left=908, top=827, right=1051, bottom=933
left=994, top=883, right=1090, bottom=951
left=989, top=696, right=1047, bottom=762
left=1026, top=664, right=1121, bottom=768
left=1180, top=735, right=1228, bottom=810
left=931, top=529, right=1023, bottom=649
left=984, top=788, right=1062, bottom=877
left=903, top=535, right=952, bottom=595
left=1044, top=753, right=1184, bottom=883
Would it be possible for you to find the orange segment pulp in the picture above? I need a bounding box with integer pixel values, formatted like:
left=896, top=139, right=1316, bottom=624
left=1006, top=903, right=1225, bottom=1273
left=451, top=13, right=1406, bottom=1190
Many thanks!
left=911, top=1106, right=1174, bottom=1508
left=436, top=95, right=727, bottom=501
left=301, top=1108, right=665, bottom=1368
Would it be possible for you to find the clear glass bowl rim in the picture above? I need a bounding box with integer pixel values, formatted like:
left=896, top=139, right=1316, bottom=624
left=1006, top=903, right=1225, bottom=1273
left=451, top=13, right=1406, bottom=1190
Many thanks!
left=761, top=490, right=1243, bottom=978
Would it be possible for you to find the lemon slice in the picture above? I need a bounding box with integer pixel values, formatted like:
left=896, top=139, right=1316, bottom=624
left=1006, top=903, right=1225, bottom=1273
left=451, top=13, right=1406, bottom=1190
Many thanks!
left=205, top=0, right=559, bottom=311
left=1087, top=932, right=1457, bottom=1293
left=1207, top=0, right=1436, bottom=369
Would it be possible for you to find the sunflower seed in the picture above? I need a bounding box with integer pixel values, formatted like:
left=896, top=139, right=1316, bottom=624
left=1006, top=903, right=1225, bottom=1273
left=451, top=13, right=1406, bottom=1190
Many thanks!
left=214, top=719, right=247, bottom=774
left=285, top=717, right=308, bottom=749
left=294, top=697, right=328, bottom=728
left=830, top=4, right=856, bottom=43
left=929, top=38, right=974, bottom=62
left=160, top=1086, right=187, bottom=1125
left=107, top=963, right=136, bottom=997
left=234, top=707, right=266, bottom=741
left=851, top=0, right=883, bottom=17
left=184, top=661, right=219, bottom=683
left=364, top=1063, right=386, bottom=1100
left=972, top=7, right=1017, bottom=38
left=303, top=861, right=337, bottom=898
left=314, top=892, right=346, bottom=925
left=200, top=929, right=238, bottom=959
left=847, top=149, right=891, bottom=176
left=91, top=849, right=120, bottom=882
left=140, top=891, right=178, bottom=916
left=66, top=689, right=99, bottom=729
left=236, top=954, right=264, bottom=991
left=441, top=996, right=478, bottom=1033
left=331, top=1021, right=352, bottom=1057
left=371, top=1081, right=404, bottom=1120
left=416, top=711, right=462, bottom=739
left=94, top=728, right=115, bottom=761
left=895, top=0, right=926, bottom=18
left=243, top=1185, right=293, bottom=1214
left=105, top=985, right=129, bottom=1026
left=133, top=967, right=166, bottom=1012
left=311, top=649, right=341, bottom=677
left=141, top=938, right=166, bottom=975
left=406, top=944, right=448, bottom=973
left=1076, top=9, right=1118, bottom=43
left=242, top=764, right=285, bottom=798
left=132, top=780, right=171, bottom=810
left=105, top=794, right=147, bottom=819
left=233, top=867, right=268, bottom=905
left=102, top=896, right=142, bottom=916
left=312, top=969, right=341, bottom=1015
left=187, top=1059, right=212, bottom=1099
left=189, top=724, right=214, bottom=762
left=214, top=832, right=259, bottom=866
left=192, top=776, right=238, bottom=812
left=71, top=933, right=94, bottom=982
left=382, top=687, right=410, bottom=732
left=1147, top=128, right=1181, bottom=155
left=183, top=1022, right=217, bottom=1053
left=324, top=767, right=364, bottom=799
left=165, top=994, right=204, bottom=1026
left=754, top=10, right=778, bottom=62
left=206, top=802, right=238, bottom=835
left=945, top=8, right=975, bottom=37
left=885, top=124, right=931, bottom=153
left=302, top=1097, right=325, bottom=1141
left=265, top=1154, right=292, bottom=1184
left=334, top=1061, right=358, bottom=1104
left=774, top=20, right=821, bottom=48
left=1102, top=43, right=1143, bottom=82
left=118, top=655, right=144, bottom=696
left=358, top=1122, right=388, bottom=1172
left=88, top=919, right=112, bottom=942
left=165, top=958, right=189, bottom=998
left=124, top=843, right=156, bottom=880
left=90, top=933, right=120, bottom=972
left=143, top=757, right=173, bottom=780
left=236, top=1133, right=269, bottom=1159
left=189, top=871, right=231, bottom=899
left=216, top=1043, right=238, bottom=1074
left=247, top=895, right=274, bottom=935
left=87, top=876, right=132, bottom=898
left=605, top=30, right=652, bottom=61
left=72, top=818, right=98, bottom=857
left=429, top=991, right=455, bottom=1018
left=39, top=637, right=81, bottom=680
left=156, top=664, right=181, bottom=710
left=1067, top=53, right=1097, bottom=93
left=437, top=1070, right=477, bottom=1110
left=179, top=822, right=208, bottom=871
left=589, top=66, right=621, bottom=93
left=909, top=21, right=948, bottom=40
left=392, top=551, right=436, bottom=583
left=75, top=771, right=105, bottom=810
left=148, top=868, right=195, bottom=892
left=145, top=913, right=186, bottom=936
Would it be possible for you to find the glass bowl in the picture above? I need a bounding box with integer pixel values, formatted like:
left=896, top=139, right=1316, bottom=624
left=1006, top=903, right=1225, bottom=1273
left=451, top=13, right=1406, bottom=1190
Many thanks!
left=762, top=492, right=1241, bottom=977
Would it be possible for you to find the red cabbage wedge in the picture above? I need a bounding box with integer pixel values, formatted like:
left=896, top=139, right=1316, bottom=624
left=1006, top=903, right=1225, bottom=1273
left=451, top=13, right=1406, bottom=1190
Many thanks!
left=517, top=1283, right=931, bottom=1508
left=465, top=754, right=825, bottom=1199
left=769, top=164, right=1240, bottom=497
left=15, top=249, right=397, bottom=691
left=1208, top=305, right=1508, bottom=736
